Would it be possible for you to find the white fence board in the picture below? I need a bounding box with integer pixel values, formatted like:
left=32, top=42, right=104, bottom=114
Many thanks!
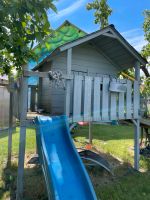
left=118, top=92, right=125, bottom=119
left=73, top=75, right=82, bottom=122
left=93, top=77, right=101, bottom=121
left=83, top=76, right=92, bottom=121
left=102, top=77, right=109, bottom=121
left=110, top=84, right=117, bottom=120
left=126, top=80, right=132, bottom=119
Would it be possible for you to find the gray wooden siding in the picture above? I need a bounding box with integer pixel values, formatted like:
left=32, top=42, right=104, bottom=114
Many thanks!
left=38, top=54, right=66, bottom=114
left=38, top=64, right=51, bottom=113
left=72, top=44, right=118, bottom=76
left=38, top=43, right=120, bottom=114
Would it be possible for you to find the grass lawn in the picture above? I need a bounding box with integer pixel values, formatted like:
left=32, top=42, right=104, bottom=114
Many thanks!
left=0, top=123, right=150, bottom=200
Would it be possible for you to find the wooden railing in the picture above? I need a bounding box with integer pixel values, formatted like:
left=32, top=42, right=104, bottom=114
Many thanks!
left=67, top=75, right=139, bottom=122
left=13, top=71, right=140, bottom=123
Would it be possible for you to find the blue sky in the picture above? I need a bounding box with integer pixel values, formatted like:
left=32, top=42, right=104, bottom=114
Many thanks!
left=48, top=0, right=150, bottom=52
left=1, top=0, right=149, bottom=80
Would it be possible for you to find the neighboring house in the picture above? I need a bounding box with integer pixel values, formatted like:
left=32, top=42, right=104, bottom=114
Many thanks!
left=0, top=77, right=16, bottom=130
left=29, top=21, right=147, bottom=118
left=0, top=77, right=9, bottom=130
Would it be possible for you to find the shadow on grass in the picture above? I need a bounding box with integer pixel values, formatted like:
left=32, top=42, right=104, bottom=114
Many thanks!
left=0, top=150, right=121, bottom=200
left=97, top=163, right=150, bottom=200
left=0, top=163, right=47, bottom=200
left=0, top=126, right=36, bottom=140
left=0, top=128, right=17, bottom=140
left=88, top=156, right=150, bottom=200
left=140, top=155, right=150, bottom=171
left=73, top=123, right=135, bottom=141
left=0, top=152, right=150, bottom=200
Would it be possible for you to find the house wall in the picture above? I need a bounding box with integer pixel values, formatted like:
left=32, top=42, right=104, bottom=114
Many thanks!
left=38, top=61, right=66, bottom=114
left=72, top=43, right=118, bottom=76
left=38, top=43, right=119, bottom=114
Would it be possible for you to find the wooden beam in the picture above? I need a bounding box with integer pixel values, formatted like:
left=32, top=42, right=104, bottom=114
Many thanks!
left=134, top=61, right=140, bottom=118
left=16, top=67, right=28, bottom=200
left=23, top=70, right=49, bottom=78
left=7, top=85, right=13, bottom=166
left=132, top=119, right=137, bottom=126
left=67, top=48, right=72, bottom=74
left=102, top=32, right=117, bottom=38
left=89, top=122, right=92, bottom=144
left=141, top=65, right=149, bottom=77
left=134, top=119, right=140, bottom=170
left=23, top=70, right=72, bottom=80
left=134, top=61, right=140, bottom=171
left=135, top=61, right=140, bottom=82
left=121, top=72, right=135, bottom=81
left=65, top=48, right=72, bottom=116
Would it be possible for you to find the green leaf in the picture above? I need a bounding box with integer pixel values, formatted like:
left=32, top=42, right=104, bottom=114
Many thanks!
left=0, top=0, right=57, bottom=75
left=21, top=21, right=26, bottom=28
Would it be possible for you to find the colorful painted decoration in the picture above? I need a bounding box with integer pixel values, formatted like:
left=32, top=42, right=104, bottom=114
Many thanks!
left=28, top=21, right=86, bottom=85
left=28, top=21, right=86, bottom=70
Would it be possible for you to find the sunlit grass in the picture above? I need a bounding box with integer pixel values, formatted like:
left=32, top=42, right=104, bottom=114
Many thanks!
left=0, top=127, right=37, bottom=200
left=73, top=123, right=150, bottom=200
left=73, top=124, right=150, bottom=170
left=0, top=124, right=150, bottom=200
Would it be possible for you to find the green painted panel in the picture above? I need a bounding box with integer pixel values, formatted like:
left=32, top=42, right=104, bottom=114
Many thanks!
left=34, top=22, right=86, bottom=58
left=28, top=21, right=86, bottom=85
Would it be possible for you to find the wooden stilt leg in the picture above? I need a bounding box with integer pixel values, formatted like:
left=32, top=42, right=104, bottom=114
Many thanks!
left=134, top=119, right=140, bottom=170
left=7, top=91, right=13, bottom=166
left=89, top=122, right=92, bottom=145
left=16, top=74, right=28, bottom=200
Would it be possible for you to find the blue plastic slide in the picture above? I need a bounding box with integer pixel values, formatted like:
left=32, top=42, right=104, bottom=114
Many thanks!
left=35, top=116, right=97, bottom=200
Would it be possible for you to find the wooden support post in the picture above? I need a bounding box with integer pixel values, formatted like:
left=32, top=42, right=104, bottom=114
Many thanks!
left=134, top=119, right=140, bottom=170
left=134, top=61, right=140, bottom=170
left=65, top=48, right=72, bottom=116
left=89, top=122, right=92, bottom=144
left=16, top=70, right=28, bottom=200
left=7, top=87, right=13, bottom=166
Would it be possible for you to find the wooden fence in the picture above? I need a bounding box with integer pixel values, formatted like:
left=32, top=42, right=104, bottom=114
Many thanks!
left=67, top=75, right=139, bottom=122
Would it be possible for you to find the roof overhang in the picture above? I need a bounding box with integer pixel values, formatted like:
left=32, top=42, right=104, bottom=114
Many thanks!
left=59, top=25, right=147, bottom=67
left=59, top=25, right=115, bottom=51
left=33, top=24, right=147, bottom=71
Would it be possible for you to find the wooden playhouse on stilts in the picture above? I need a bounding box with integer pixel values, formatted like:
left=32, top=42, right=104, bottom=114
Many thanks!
left=8, top=21, right=147, bottom=199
